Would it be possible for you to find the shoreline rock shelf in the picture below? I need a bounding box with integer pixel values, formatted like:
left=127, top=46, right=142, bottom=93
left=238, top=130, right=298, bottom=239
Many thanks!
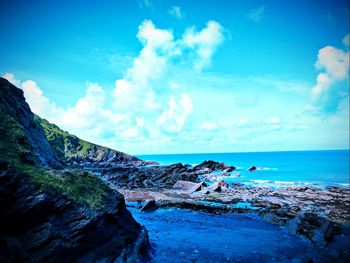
left=120, top=180, right=350, bottom=260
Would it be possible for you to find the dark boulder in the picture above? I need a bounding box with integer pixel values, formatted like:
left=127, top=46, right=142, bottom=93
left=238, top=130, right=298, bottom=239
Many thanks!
left=248, top=166, right=257, bottom=172
left=140, top=199, right=158, bottom=212
left=194, top=160, right=236, bottom=173
left=288, top=212, right=337, bottom=247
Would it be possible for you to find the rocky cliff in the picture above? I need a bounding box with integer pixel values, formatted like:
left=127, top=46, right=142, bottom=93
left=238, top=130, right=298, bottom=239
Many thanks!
left=34, top=115, right=151, bottom=168
left=0, top=77, right=149, bottom=262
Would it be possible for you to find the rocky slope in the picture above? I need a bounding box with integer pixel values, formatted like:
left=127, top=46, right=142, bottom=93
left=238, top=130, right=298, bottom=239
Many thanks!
left=34, top=115, right=152, bottom=168
left=0, top=78, right=62, bottom=169
left=0, top=77, right=150, bottom=262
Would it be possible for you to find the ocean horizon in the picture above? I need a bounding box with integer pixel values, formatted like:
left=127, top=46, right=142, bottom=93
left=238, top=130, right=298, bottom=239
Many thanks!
left=138, top=149, right=350, bottom=189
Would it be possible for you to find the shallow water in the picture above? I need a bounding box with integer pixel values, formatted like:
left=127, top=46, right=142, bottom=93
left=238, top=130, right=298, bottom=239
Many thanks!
left=138, top=150, right=350, bottom=188
left=129, top=207, right=330, bottom=263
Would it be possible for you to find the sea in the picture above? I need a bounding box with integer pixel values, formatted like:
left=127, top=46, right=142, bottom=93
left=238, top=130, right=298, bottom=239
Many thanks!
left=138, top=150, right=350, bottom=189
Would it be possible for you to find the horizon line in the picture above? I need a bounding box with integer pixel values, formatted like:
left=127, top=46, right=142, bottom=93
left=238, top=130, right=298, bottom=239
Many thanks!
left=135, top=148, right=350, bottom=156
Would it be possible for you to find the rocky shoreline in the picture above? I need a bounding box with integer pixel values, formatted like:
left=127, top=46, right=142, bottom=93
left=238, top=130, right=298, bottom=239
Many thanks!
left=92, top=159, right=350, bottom=261
left=118, top=183, right=350, bottom=260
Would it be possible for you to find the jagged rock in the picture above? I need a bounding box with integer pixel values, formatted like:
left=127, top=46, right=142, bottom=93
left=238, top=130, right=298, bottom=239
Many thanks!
left=188, top=182, right=207, bottom=193
left=288, top=212, right=337, bottom=247
left=140, top=199, right=157, bottom=212
left=0, top=78, right=63, bottom=169
left=173, top=180, right=207, bottom=193
left=208, top=180, right=229, bottom=193
left=248, top=166, right=257, bottom=172
left=173, top=180, right=198, bottom=190
left=0, top=168, right=150, bottom=262
left=194, top=160, right=236, bottom=173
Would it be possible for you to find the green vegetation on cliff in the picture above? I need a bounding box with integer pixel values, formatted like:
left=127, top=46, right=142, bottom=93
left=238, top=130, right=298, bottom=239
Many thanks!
left=34, top=115, right=93, bottom=159
left=22, top=165, right=111, bottom=209
left=0, top=96, right=33, bottom=167
left=34, top=114, right=138, bottom=165
left=0, top=78, right=111, bottom=209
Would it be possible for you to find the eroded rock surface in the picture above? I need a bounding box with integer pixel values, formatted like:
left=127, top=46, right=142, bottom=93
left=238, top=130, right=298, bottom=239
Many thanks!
left=99, top=161, right=236, bottom=189
left=0, top=167, right=149, bottom=262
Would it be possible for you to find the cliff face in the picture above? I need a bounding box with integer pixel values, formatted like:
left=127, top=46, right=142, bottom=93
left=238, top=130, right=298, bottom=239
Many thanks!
left=0, top=166, right=149, bottom=262
left=0, top=78, right=62, bottom=168
left=0, top=78, right=149, bottom=262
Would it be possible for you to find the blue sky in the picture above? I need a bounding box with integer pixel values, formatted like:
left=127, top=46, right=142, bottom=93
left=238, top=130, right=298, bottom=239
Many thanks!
left=1, top=0, right=349, bottom=154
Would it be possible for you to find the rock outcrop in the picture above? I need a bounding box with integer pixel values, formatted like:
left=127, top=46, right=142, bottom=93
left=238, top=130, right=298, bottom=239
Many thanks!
left=34, top=115, right=155, bottom=168
left=0, top=78, right=150, bottom=262
left=101, top=161, right=235, bottom=189
left=0, top=166, right=149, bottom=262
left=193, top=160, right=236, bottom=173
left=0, top=78, right=62, bottom=168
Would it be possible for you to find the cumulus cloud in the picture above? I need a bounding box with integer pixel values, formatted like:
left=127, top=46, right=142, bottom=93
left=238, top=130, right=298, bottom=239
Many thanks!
left=113, top=19, right=224, bottom=135
left=3, top=72, right=21, bottom=86
left=114, top=20, right=175, bottom=112
left=266, top=117, right=281, bottom=124
left=60, top=82, right=126, bottom=134
left=247, top=6, right=265, bottom=22
left=114, top=20, right=224, bottom=111
left=169, top=6, right=183, bottom=19
left=182, top=21, right=225, bottom=71
left=21, top=80, right=63, bottom=122
left=309, top=34, right=349, bottom=114
left=235, top=119, right=250, bottom=128
left=3, top=20, right=225, bottom=152
left=5, top=74, right=126, bottom=141
left=156, top=93, right=193, bottom=133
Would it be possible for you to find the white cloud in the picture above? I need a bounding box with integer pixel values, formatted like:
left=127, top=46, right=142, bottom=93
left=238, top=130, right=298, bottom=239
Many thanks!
left=310, top=35, right=349, bottom=113
left=113, top=19, right=224, bottom=135
left=114, top=20, right=175, bottom=112
left=120, top=127, right=139, bottom=138
left=182, top=21, right=225, bottom=71
left=17, top=77, right=126, bottom=141
left=266, top=117, right=281, bottom=124
left=236, top=119, right=250, bottom=127
left=314, top=46, right=349, bottom=81
left=156, top=93, right=193, bottom=133
left=169, top=6, right=183, bottom=19
left=3, top=72, right=21, bottom=86
left=3, top=20, right=226, bottom=153
left=21, top=80, right=63, bottom=121
left=247, top=6, right=265, bottom=22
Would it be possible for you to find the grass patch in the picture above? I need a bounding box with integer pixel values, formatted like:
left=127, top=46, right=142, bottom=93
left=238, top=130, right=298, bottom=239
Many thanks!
left=0, top=105, right=34, bottom=166
left=20, top=165, right=112, bottom=209
left=34, top=115, right=94, bottom=159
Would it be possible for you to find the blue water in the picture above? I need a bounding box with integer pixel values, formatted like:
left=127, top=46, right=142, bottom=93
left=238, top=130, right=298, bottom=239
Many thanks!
left=129, top=207, right=335, bottom=263
left=138, top=150, right=349, bottom=188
